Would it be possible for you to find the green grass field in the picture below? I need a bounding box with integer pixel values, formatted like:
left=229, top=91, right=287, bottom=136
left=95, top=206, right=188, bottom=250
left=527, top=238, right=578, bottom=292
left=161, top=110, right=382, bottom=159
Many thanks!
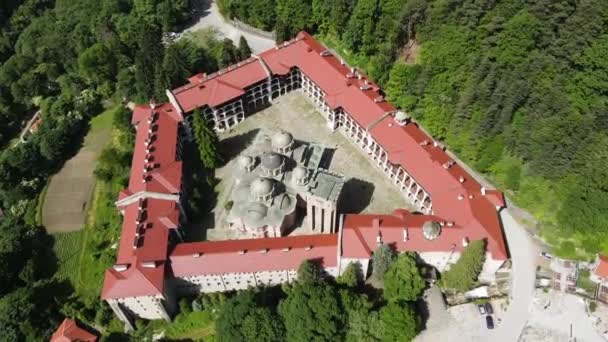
left=52, top=230, right=85, bottom=282
left=50, top=105, right=123, bottom=298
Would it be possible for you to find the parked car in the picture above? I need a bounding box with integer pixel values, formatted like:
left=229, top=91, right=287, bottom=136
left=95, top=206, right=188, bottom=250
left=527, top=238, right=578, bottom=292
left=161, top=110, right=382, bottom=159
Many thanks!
left=540, top=251, right=553, bottom=259
left=477, top=304, right=486, bottom=315
left=485, top=315, right=494, bottom=329
left=484, top=302, right=494, bottom=315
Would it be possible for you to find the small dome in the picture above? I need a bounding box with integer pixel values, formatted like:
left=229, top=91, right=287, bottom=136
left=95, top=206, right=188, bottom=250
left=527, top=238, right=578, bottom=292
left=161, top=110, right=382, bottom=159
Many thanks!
left=261, top=152, right=283, bottom=170
left=251, top=177, right=273, bottom=197
left=422, top=221, right=441, bottom=240
left=238, top=155, right=254, bottom=169
left=395, top=111, right=409, bottom=122
left=293, top=166, right=308, bottom=180
left=278, top=193, right=293, bottom=211
left=272, top=131, right=293, bottom=149
left=245, top=202, right=268, bottom=222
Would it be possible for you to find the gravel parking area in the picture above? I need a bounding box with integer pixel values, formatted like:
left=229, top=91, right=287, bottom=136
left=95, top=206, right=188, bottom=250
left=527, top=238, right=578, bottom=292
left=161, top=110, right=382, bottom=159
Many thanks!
left=520, top=290, right=604, bottom=342
left=416, top=286, right=508, bottom=342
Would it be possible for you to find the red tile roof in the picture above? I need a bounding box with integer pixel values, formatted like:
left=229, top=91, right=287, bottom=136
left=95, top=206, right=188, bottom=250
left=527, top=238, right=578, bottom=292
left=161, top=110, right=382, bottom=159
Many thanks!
left=593, top=254, right=608, bottom=279
left=342, top=210, right=470, bottom=258
left=101, top=261, right=166, bottom=300
left=127, top=103, right=182, bottom=195
left=50, top=318, right=97, bottom=342
left=169, top=235, right=338, bottom=277
left=171, top=58, right=267, bottom=112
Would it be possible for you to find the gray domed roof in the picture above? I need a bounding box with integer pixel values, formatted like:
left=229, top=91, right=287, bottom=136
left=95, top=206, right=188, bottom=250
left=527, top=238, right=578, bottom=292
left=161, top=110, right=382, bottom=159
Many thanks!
left=238, top=155, right=254, bottom=169
left=261, top=152, right=283, bottom=170
left=272, top=131, right=293, bottom=149
left=395, top=111, right=409, bottom=122
left=293, top=166, right=308, bottom=180
left=422, top=221, right=441, bottom=240
left=245, top=202, right=268, bottom=223
left=250, top=177, right=273, bottom=197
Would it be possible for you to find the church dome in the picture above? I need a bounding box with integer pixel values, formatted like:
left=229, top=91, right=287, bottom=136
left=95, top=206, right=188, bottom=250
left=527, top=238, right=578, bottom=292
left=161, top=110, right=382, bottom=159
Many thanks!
left=251, top=177, right=273, bottom=198
left=237, top=155, right=254, bottom=169
left=422, top=221, right=441, bottom=240
left=261, top=152, right=283, bottom=170
left=245, top=202, right=268, bottom=224
left=272, top=131, right=294, bottom=150
left=293, top=166, right=308, bottom=180
left=394, top=111, right=409, bottom=124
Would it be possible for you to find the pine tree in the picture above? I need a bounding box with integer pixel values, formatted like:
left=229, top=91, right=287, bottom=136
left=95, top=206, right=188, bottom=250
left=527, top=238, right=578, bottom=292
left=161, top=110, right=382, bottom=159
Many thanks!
left=238, top=36, right=252, bottom=60
left=372, top=243, right=394, bottom=281
left=336, top=262, right=359, bottom=287
left=192, top=109, right=222, bottom=169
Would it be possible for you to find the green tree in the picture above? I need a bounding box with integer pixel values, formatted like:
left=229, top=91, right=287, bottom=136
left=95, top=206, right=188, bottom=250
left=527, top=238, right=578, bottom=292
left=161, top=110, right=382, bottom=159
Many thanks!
left=274, top=0, right=311, bottom=42
left=380, top=300, right=418, bottom=341
left=216, top=290, right=284, bottom=342
left=372, top=243, right=394, bottom=281
left=346, top=309, right=383, bottom=342
left=342, top=0, right=379, bottom=54
left=78, top=43, right=116, bottom=85
left=383, top=253, right=425, bottom=301
left=337, top=262, right=359, bottom=287
left=440, top=240, right=486, bottom=291
left=238, top=36, right=252, bottom=60
left=297, top=259, right=324, bottom=284
left=278, top=283, right=342, bottom=341
left=329, top=0, right=354, bottom=38
left=192, top=108, right=222, bottom=169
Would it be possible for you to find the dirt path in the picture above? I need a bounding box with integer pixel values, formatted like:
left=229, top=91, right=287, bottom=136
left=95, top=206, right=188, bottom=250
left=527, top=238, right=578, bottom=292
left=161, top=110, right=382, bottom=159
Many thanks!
left=42, top=110, right=113, bottom=233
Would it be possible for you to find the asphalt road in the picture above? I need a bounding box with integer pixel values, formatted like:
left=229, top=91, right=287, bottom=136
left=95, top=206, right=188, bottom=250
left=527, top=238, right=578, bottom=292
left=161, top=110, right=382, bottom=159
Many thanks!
left=482, top=209, right=539, bottom=341
left=180, top=0, right=275, bottom=54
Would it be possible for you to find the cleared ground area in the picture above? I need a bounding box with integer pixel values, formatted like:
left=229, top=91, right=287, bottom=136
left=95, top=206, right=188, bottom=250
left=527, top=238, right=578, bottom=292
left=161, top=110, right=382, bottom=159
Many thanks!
left=42, top=109, right=113, bottom=233
left=202, top=91, right=411, bottom=240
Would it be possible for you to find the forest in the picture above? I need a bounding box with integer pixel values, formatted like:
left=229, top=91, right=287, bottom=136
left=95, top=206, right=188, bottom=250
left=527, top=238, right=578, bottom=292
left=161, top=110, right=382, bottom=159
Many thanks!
left=218, top=0, right=608, bottom=258
left=0, top=0, right=256, bottom=340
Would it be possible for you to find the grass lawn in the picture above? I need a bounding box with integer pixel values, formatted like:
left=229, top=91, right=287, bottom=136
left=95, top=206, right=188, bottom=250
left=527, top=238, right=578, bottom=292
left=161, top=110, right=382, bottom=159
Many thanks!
left=74, top=170, right=124, bottom=299
left=163, top=310, right=216, bottom=341
left=52, top=230, right=85, bottom=282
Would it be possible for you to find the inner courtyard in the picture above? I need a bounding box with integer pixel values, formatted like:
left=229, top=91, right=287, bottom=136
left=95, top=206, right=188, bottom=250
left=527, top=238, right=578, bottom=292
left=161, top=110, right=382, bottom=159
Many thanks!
left=200, top=91, right=412, bottom=241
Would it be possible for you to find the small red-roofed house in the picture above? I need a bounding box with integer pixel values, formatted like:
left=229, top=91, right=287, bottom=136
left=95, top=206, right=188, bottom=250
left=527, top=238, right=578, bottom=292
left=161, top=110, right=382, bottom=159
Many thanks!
left=590, top=254, right=608, bottom=302
left=50, top=318, right=97, bottom=342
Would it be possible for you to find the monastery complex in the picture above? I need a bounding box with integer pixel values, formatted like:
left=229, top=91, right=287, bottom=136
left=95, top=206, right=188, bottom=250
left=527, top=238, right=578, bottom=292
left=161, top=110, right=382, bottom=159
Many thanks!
left=101, top=32, right=509, bottom=330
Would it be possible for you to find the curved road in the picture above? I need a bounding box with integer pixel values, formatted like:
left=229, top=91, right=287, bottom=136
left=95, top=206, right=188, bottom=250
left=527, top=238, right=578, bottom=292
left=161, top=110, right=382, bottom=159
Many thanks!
left=484, top=209, right=538, bottom=341
left=180, top=0, right=275, bottom=54
left=181, top=3, right=540, bottom=340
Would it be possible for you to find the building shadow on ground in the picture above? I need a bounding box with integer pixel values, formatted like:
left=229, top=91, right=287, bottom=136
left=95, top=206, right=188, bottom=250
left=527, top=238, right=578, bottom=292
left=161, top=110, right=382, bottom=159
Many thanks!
left=340, top=178, right=375, bottom=214
left=218, top=128, right=260, bottom=167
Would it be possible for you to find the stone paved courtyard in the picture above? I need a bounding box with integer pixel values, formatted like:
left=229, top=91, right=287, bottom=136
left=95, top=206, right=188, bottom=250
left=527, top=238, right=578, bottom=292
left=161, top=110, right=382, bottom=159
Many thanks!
left=201, top=91, right=413, bottom=240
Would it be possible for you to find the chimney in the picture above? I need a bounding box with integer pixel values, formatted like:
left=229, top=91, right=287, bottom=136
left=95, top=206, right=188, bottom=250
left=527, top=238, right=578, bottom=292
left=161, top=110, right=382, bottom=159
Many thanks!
left=462, top=237, right=469, bottom=247
left=481, top=187, right=487, bottom=195
left=403, top=228, right=408, bottom=242
left=149, top=99, right=158, bottom=109
left=459, top=176, right=465, bottom=183
left=113, top=264, right=128, bottom=272
left=457, top=194, right=464, bottom=200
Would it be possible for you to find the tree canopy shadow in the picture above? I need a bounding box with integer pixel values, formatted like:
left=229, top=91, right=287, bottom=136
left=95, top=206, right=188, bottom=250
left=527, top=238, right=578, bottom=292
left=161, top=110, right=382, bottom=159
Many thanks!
left=340, top=178, right=375, bottom=214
